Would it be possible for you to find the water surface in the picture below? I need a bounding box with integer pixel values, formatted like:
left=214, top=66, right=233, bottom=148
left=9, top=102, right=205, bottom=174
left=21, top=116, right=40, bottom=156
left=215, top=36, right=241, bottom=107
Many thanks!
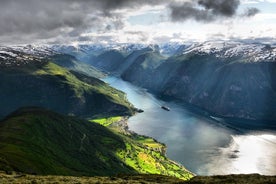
left=105, top=77, right=276, bottom=175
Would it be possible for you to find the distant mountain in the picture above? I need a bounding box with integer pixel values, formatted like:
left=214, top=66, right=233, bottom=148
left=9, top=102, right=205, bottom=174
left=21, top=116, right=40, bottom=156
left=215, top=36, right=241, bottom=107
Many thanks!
left=121, top=48, right=166, bottom=86
left=49, top=53, right=104, bottom=78
left=90, top=50, right=126, bottom=72
left=57, top=41, right=276, bottom=123
left=0, top=107, right=193, bottom=179
left=52, top=43, right=147, bottom=64
left=123, top=42, right=276, bottom=122
left=0, top=47, right=134, bottom=118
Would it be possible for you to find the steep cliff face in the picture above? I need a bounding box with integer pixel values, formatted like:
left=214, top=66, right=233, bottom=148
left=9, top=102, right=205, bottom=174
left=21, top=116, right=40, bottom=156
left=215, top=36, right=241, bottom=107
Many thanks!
left=121, top=51, right=166, bottom=86
left=89, top=50, right=126, bottom=72
left=123, top=49, right=276, bottom=121
left=157, top=55, right=276, bottom=121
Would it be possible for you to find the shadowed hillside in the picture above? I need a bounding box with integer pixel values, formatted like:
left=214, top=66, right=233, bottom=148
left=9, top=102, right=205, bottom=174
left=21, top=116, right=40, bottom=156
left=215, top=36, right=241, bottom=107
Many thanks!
left=0, top=60, right=134, bottom=118
left=0, top=107, right=193, bottom=179
left=0, top=107, right=135, bottom=176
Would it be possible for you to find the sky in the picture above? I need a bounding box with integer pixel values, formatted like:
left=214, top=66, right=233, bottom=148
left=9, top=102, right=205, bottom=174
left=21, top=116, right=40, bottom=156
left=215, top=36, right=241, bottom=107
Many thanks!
left=0, top=0, right=275, bottom=45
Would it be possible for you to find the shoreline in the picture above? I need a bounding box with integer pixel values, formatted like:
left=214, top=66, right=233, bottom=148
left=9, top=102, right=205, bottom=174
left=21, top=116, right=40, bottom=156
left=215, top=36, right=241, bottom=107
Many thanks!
left=109, top=116, right=196, bottom=177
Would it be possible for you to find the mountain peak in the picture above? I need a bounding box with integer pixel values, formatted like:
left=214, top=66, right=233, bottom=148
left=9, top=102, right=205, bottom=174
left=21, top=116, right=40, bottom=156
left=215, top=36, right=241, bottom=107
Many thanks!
left=180, top=41, right=276, bottom=62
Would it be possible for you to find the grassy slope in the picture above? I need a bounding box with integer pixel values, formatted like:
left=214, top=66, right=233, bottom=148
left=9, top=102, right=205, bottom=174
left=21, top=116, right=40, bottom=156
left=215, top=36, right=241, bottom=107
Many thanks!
left=0, top=108, right=192, bottom=180
left=185, top=174, right=276, bottom=184
left=0, top=173, right=184, bottom=184
left=0, top=107, right=135, bottom=176
left=0, top=173, right=275, bottom=184
left=35, top=62, right=132, bottom=108
left=0, top=61, right=134, bottom=118
left=91, top=117, right=193, bottom=180
left=49, top=54, right=105, bottom=79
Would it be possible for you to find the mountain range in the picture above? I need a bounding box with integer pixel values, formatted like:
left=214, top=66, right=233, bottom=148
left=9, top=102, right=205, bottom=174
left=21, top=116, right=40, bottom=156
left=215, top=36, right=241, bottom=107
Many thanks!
left=0, top=45, right=192, bottom=180
left=54, top=41, right=276, bottom=124
left=0, top=42, right=275, bottom=183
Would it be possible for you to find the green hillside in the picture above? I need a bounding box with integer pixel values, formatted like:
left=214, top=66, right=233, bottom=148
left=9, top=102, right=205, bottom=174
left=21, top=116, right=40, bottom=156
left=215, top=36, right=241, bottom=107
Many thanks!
left=91, top=117, right=193, bottom=180
left=0, top=107, right=193, bottom=180
left=49, top=53, right=105, bottom=79
left=0, top=107, right=135, bottom=176
left=0, top=61, right=134, bottom=118
left=0, top=173, right=275, bottom=184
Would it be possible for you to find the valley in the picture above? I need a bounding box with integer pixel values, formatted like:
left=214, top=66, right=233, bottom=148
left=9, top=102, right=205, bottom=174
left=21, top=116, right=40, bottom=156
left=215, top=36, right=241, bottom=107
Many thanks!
left=54, top=41, right=276, bottom=175
left=105, top=76, right=276, bottom=175
left=61, top=41, right=276, bottom=124
left=1, top=0, right=276, bottom=183
left=0, top=46, right=193, bottom=181
left=0, top=42, right=275, bottom=182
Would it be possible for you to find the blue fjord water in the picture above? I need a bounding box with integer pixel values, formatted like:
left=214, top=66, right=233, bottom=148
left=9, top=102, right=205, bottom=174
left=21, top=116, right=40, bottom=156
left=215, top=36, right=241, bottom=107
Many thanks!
left=104, top=77, right=276, bottom=175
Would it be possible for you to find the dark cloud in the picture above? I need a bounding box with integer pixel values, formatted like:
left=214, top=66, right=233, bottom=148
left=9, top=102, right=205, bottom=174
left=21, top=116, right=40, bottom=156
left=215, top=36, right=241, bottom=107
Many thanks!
left=0, top=0, right=260, bottom=44
left=0, top=0, right=165, bottom=44
left=243, top=7, right=260, bottom=17
left=98, top=0, right=166, bottom=11
left=170, top=0, right=259, bottom=22
left=198, top=0, right=240, bottom=17
left=0, top=0, right=92, bottom=43
left=170, top=2, right=214, bottom=22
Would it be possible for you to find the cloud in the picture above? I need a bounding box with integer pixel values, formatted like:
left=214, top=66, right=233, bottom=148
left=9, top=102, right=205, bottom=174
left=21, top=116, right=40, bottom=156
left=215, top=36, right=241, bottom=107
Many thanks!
left=0, top=0, right=261, bottom=45
left=198, top=0, right=240, bottom=16
left=170, top=2, right=215, bottom=22
left=243, top=7, right=260, bottom=17
left=169, top=0, right=259, bottom=22
left=0, top=0, right=166, bottom=44
left=242, top=0, right=276, bottom=3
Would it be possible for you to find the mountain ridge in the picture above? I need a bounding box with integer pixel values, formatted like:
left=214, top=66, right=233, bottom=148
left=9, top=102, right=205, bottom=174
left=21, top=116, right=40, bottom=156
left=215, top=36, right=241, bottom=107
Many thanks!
left=55, top=41, right=276, bottom=123
left=0, top=57, right=134, bottom=118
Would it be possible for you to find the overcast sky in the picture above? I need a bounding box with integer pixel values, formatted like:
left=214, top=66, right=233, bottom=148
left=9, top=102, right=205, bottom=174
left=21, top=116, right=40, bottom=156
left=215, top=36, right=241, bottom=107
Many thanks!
left=0, top=0, right=275, bottom=45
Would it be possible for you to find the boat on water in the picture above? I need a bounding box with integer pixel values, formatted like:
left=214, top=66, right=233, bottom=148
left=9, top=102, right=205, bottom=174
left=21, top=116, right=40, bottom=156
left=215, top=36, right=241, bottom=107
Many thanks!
left=161, top=106, right=170, bottom=111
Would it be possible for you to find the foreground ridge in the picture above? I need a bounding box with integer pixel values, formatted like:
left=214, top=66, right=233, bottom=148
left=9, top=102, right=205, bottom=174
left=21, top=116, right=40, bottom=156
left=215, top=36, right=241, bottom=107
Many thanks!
left=0, top=107, right=192, bottom=179
left=0, top=172, right=275, bottom=184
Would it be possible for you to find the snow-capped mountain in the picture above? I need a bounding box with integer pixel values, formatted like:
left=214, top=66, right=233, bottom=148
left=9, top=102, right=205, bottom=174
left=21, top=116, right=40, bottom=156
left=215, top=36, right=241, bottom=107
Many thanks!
left=51, top=41, right=276, bottom=63
left=0, top=45, right=57, bottom=66
left=178, top=41, right=276, bottom=62
left=56, top=41, right=274, bottom=123
left=1, top=41, right=275, bottom=69
left=51, top=43, right=148, bottom=56
left=1, top=41, right=276, bottom=123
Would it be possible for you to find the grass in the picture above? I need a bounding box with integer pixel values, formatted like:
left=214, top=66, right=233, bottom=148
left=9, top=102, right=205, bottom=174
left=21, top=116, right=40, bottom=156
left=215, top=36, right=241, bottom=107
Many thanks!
left=91, top=116, right=193, bottom=180
left=35, top=62, right=132, bottom=107
left=0, top=172, right=275, bottom=184
left=0, top=61, right=191, bottom=180
left=0, top=172, right=185, bottom=184
left=49, top=53, right=105, bottom=79
left=0, top=107, right=193, bottom=180
left=184, top=174, right=276, bottom=184
left=90, top=116, right=123, bottom=126
left=0, top=61, right=135, bottom=118
left=0, top=107, right=136, bottom=176
left=114, top=139, right=193, bottom=180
